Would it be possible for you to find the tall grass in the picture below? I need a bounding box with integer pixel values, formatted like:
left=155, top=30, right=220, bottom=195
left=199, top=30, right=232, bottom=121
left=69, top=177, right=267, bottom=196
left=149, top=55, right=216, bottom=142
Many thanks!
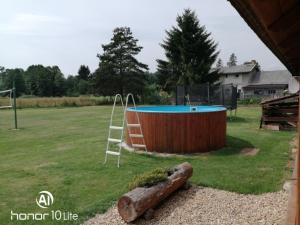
left=0, top=96, right=114, bottom=109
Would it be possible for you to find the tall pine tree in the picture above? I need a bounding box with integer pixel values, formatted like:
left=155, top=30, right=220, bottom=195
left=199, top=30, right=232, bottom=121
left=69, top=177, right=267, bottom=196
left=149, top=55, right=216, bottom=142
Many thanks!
left=157, top=9, right=219, bottom=92
left=95, top=27, right=148, bottom=97
left=216, top=58, right=223, bottom=69
left=227, top=53, right=237, bottom=67
left=78, top=65, right=90, bottom=81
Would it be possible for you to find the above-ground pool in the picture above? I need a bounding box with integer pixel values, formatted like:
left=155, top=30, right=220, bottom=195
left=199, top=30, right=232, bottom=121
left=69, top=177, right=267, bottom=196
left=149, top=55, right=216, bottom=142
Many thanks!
left=126, top=105, right=227, bottom=154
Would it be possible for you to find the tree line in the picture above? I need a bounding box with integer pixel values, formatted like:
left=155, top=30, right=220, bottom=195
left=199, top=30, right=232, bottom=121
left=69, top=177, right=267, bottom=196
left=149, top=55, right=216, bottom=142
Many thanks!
left=0, top=9, right=223, bottom=99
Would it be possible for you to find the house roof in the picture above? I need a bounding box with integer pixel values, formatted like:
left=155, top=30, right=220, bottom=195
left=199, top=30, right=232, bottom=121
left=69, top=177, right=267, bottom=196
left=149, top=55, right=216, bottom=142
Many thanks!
left=217, top=63, right=257, bottom=74
left=228, top=0, right=300, bottom=76
left=247, top=70, right=292, bottom=86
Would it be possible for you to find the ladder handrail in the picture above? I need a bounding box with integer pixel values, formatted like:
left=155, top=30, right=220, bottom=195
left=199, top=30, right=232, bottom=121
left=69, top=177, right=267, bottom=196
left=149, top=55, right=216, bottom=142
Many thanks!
left=104, top=94, right=125, bottom=167
left=125, top=93, right=147, bottom=152
left=104, top=93, right=148, bottom=168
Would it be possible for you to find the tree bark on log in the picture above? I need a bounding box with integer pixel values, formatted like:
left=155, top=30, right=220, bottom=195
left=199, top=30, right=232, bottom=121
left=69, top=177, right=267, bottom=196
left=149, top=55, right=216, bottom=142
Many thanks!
left=117, top=162, right=193, bottom=222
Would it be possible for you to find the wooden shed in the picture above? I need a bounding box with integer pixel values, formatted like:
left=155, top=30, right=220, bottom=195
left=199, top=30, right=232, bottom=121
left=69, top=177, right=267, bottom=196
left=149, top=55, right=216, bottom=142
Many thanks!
left=260, top=93, right=299, bottom=130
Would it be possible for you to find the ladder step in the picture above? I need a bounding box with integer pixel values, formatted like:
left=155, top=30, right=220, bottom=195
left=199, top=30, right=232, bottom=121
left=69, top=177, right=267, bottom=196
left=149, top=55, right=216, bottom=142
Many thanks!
left=110, top=126, right=123, bottom=130
left=108, top=138, right=122, bottom=143
left=127, top=123, right=140, bottom=128
left=129, top=134, right=144, bottom=138
left=106, top=150, right=120, bottom=156
left=132, top=144, right=146, bottom=148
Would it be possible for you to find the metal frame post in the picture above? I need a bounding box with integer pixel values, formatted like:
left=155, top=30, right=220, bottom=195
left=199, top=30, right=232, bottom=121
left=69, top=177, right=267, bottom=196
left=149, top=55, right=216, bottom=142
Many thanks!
left=13, top=81, right=18, bottom=129
left=175, top=86, right=178, bottom=105
left=207, top=82, right=210, bottom=104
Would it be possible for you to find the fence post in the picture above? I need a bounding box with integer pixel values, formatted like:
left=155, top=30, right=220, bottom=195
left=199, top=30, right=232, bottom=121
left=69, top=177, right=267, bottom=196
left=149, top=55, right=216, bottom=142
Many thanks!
left=175, top=86, right=178, bottom=105
left=221, top=85, right=225, bottom=106
left=207, top=82, right=210, bottom=104
left=13, top=81, right=18, bottom=129
left=183, top=86, right=187, bottom=106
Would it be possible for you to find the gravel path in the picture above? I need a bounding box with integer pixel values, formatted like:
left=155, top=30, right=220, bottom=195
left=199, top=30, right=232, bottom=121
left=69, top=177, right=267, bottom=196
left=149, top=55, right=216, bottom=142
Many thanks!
left=83, top=186, right=288, bottom=225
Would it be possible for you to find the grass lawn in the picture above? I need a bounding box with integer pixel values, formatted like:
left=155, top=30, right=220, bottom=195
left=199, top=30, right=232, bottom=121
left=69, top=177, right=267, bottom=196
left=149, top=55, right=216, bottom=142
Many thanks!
left=0, top=106, right=295, bottom=224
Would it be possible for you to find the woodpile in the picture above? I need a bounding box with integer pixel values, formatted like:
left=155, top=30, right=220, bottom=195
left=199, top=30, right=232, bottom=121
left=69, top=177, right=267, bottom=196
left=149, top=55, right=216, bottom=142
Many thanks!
left=260, top=93, right=299, bottom=130
left=117, top=162, right=193, bottom=223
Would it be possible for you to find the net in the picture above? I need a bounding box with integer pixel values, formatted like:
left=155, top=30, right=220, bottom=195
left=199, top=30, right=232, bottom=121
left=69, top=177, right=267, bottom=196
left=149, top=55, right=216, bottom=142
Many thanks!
left=0, top=89, right=13, bottom=109
left=176, top=84, right=238, bottom=110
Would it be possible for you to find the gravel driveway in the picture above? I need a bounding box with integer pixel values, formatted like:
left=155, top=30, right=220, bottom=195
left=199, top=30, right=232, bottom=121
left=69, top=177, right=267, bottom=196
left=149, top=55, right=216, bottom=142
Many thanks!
left=83, top=186, right=288, bottom=225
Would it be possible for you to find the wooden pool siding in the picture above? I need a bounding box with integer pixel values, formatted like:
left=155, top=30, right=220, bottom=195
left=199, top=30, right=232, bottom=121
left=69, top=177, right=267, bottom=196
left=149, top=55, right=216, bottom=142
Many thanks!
left=126, top=110, right=226, bottom=153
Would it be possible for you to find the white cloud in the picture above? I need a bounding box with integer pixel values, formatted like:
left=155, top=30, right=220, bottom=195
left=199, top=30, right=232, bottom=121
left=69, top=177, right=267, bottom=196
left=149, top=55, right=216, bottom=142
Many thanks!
left=0, top=13, right=65, bottom=36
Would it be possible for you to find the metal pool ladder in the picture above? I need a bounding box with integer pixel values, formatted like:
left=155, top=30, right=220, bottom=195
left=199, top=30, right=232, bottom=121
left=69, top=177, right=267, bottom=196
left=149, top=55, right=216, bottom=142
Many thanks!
left=104, top=93, right=147, bottom=167
left=125, top=94, right=147, bottom=152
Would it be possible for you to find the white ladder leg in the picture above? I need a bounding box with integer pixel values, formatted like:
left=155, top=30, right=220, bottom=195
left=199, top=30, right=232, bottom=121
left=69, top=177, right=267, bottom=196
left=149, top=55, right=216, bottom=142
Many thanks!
left=104, top=94, right=125, bottom=167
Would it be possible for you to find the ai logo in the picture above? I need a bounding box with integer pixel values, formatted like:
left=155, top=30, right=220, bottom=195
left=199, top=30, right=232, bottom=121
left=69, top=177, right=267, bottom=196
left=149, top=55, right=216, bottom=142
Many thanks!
left=36, top=191, right=54, bottom=208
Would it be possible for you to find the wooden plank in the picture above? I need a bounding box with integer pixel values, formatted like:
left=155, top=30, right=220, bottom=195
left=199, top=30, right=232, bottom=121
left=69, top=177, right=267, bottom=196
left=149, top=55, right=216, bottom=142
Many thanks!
left=279, top=29, right=300, bottom=49
left=262, top=124, right=280, bottom=131
left=263, top=116, right=298, bottom=122
left=263, top=105, right=298, bottom=109
left=261, top=93, right=298, bottom=105
left=295, top=92, right=300, bottom=225
left=126, top=110, right=226, bottom=153
left=285, top=152, right=297, bottom=225
left=263, top=108, right=299, bottom=114
left=264, top=102, right=299, bottom=108
left=267, top=2, right=300, bottom=32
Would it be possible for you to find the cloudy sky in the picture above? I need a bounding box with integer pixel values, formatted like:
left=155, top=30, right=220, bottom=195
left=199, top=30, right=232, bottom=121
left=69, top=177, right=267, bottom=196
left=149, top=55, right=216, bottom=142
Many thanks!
left=0, top=0, right=286, bottom=76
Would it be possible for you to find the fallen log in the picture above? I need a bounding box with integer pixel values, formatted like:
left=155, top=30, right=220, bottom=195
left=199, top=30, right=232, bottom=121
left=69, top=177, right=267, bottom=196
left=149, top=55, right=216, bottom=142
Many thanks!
left=117, top=162, right=193, bottom=223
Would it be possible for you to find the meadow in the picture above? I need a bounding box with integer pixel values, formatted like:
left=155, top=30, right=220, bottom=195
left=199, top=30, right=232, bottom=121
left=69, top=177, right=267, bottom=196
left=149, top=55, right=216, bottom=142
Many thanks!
left=0, top=106, right=295, bottom=224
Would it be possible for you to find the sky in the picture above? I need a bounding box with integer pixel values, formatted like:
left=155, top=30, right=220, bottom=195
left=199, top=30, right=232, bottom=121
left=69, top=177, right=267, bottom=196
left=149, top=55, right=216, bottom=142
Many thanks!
left=0, top=0, right=286, bottom=76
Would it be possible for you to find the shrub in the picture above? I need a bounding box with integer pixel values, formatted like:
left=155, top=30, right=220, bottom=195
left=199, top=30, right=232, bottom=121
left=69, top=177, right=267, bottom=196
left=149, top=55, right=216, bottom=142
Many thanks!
left=143, top=84, right=172, bottom=105
left=143, top=84, right=162, bottom=104
left=128, top=167, right=170, bottom=190
left=159, top=91, right=172, bottom=104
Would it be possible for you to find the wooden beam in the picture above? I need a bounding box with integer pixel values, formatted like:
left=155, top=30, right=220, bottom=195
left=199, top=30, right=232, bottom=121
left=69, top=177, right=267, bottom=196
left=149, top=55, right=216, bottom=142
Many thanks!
left=268, top=2, right=300, bottom=32
left=290, top=62, right=300, bottom=71
left=263, top=108, right=299, bottom=114
left=283, top=44, right=300, bottom=58
left=285, top=151, right=297, bottom=225
left=263, top=116, right=298, bottom=122
left=296, top=76, right=300, bottom=225
left=278, top=27, right=300, bottom=49
left=285, top=48, right=300, bottom=60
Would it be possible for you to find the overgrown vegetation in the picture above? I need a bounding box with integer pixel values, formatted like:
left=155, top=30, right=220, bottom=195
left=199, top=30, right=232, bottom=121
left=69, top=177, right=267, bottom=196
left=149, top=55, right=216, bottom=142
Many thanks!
left=0, top=96, right=114, bottom=108
left=128, top=167, right=170, bottom=190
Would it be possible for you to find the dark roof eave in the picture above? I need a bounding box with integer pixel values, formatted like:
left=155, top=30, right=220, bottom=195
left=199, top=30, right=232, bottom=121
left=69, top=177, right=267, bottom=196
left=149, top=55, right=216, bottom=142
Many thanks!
left=228, top=0, right=299, bottom=76
left=243, top=84, right=288, bottom=89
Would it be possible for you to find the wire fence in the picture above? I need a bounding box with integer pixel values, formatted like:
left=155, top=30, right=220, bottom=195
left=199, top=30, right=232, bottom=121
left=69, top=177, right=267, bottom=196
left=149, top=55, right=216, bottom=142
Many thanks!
left=176, top=83, right=237, bottom=110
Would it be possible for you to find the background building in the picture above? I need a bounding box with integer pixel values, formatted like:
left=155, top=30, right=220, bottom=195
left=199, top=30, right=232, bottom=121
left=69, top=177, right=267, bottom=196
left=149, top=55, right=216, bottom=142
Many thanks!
left=217, top=61, right=298, bottom=99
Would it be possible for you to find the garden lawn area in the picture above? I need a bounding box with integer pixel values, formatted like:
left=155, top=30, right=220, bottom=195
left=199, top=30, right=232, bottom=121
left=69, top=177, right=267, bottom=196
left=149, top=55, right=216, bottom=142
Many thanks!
left=0, top=106, right=295, bottom=225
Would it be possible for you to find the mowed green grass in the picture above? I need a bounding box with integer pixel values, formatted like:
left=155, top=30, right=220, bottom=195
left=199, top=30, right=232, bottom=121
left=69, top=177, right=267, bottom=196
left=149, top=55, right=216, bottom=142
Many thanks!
left=0, top=106, right=295, bottom=224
